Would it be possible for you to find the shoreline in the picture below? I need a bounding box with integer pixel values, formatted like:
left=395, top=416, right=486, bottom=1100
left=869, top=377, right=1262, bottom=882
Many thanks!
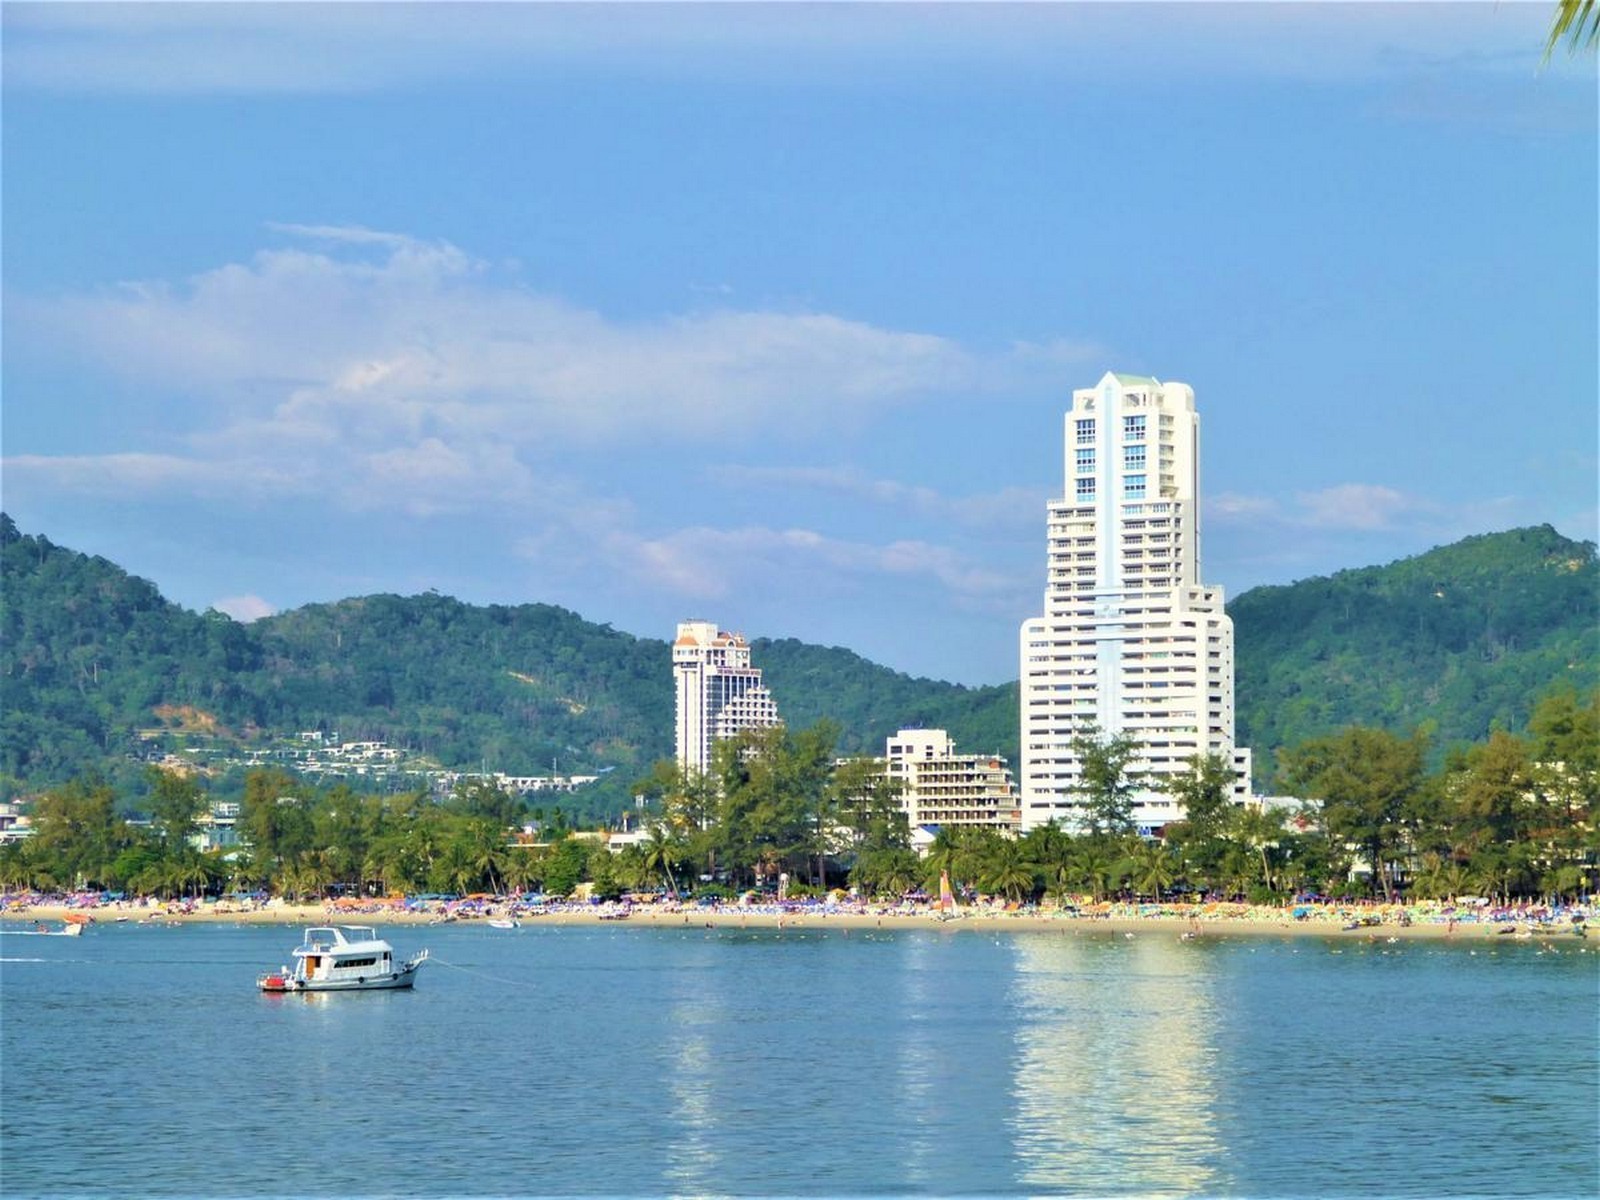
left=4, top=901, right=1587, bottom=943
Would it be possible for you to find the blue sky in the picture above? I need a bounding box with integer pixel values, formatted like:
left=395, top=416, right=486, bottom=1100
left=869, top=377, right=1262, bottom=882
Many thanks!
left=3, top=2, right=1595, bottom=686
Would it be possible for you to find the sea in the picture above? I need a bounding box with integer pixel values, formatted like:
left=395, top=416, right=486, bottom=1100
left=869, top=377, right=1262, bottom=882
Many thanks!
left=1, top=920, right=1595, bottom=1199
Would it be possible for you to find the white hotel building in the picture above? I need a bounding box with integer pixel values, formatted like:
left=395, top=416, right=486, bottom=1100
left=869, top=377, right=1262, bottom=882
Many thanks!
left=883, top=729, right=1021, bottom=836
left=1019, top=372, right=1250, bottom=833
left=673, top=620, right=783, bottom=775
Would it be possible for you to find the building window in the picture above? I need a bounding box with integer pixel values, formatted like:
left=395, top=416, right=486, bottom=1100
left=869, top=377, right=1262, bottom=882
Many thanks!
left=1124, top=445, right=1146, bottom=471
left=1075, top=448, right=1095, bottom=473
left=1075, top=419, right=1096, bottom=444
left=1124, top=474, right=1146, bottom=499
left=1123, top=414, right=1146, bottom=441
left=1075, top=476, right=1096, bottom=501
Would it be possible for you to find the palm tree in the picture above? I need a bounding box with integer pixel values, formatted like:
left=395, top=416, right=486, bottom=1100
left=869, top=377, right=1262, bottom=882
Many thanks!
left=642, top=825, right=682, bottom=896
left=877, top=850, right=920, bottom=899
left=979, top=838, right=1037, bottom=903
left=1130, top=842, right=1177, bottom=903
left=1546, top=0, right=1599, bottom=60
left=1413, top=851, right=1447, bottom=901
left=1067, top=844, right=1114, bottom=902
left=923, top=828, right=964, bottom=891
left=1229, top=806, right=1284, bottom=893
left=466, top=822, right=507, bottom=895
left=1218, top=847, right=1254, bottom=901
left=173, top=851, right=217, bottom=899
left=0, top=845, right=33, bottom=892
left=1542, top=863, right=1585, bottom=905
left=502, top=848, right=541, bottom=896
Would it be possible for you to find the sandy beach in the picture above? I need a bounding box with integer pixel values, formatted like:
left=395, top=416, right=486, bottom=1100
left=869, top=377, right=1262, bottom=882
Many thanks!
left=4, top=899, right=1588, bottom=943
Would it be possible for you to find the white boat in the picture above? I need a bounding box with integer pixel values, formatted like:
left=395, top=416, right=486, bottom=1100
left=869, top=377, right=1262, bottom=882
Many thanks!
left=1, top=919, right=85, bottom=937
left=257, top=925, right=428, bottom=993
left=487, top=918, right=519, bottom=930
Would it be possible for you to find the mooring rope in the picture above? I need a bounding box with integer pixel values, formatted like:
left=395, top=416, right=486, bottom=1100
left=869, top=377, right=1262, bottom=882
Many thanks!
left=425, top=954, right=527, bottom=988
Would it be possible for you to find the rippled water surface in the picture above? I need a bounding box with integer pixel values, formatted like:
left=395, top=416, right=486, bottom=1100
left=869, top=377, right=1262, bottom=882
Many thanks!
left=2, top=922, right=1595, bottom=1198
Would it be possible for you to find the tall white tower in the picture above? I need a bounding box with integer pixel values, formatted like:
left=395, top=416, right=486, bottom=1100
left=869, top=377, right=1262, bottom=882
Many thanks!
left=1019, top=372, right=1250, bottom=832
left=673, top=621, right=783, bottom=775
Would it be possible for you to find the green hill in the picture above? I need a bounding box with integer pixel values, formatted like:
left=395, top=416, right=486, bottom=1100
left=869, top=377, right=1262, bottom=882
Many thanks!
left=1, top=513, right=1594, bottom=806
left=0, top=514, right=1013, bottom=809
left=1231, top=524, right=1598, bottom=775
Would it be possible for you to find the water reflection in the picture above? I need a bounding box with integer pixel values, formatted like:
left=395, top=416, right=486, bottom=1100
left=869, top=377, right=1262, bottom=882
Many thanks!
left=1010, top=934, right=1223, bottom=1196
left=894, top=931, right=940, bottom=1191
left=662, top=945, right=724, bottom=1196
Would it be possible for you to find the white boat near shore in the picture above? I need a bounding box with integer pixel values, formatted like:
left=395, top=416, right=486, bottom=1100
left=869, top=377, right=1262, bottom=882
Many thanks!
left=257, top=925, right=428, bottom=993
left=1, top=919, right=85, bottom=937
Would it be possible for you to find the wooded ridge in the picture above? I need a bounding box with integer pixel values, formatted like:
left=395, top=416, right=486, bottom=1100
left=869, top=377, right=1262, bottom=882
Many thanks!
left=3, top=513, right=1594, bottom=812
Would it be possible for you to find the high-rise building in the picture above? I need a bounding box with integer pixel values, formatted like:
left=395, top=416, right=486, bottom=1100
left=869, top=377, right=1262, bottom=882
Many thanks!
left=1019, top=372, right=1250, bottom=832
left=673, top=620, right=783, bottom=775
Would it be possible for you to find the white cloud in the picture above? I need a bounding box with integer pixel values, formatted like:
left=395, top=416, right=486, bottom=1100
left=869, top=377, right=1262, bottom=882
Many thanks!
left=1208, top=492, right=1281, bottom=523
left=212, top=594, right=276, bottom=622
left=1209, top=482, right=1507, bottom=535
left=1295, top=483, right=1431, bottom=531
left=711, top=464, right=1043, bottom=530
left=602, top=523, right=1024, bottom=609
left=23, top=228, right=981, bottom=440
left=11, top=228, right=1078, bottom=520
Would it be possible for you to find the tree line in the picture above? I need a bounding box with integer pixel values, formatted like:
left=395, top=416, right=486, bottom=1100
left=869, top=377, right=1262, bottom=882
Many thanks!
left=3, top=689, right=1594, bottom=907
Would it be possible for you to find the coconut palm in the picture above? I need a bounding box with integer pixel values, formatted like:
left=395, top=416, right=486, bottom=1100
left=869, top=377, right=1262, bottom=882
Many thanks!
left=1412, top=851, right=1448, bottom=901
left=923, top=827, right=965, bottom=890
left=979, top=837, right=1037, bottom=903
left=172, top=850, right=217, bottom=899
left=642, top=824, right=682, bottom=896
left=1546, top=0, right=1599, bottom=59
left=502, top=848, right=541, bottom=895
left=1229, top=806, right=1284, bottom=892
left=0, top=845, right=33, bottom=892
left=1067, top=843, right=1115, bottom=902
left=1129, top=842, right=1177, bottom=903
left=1542, top=863, right=1585, bottom=905
left=1442, top=862, right=1473, bottom=901
left=876, top=850, right=920, bottom=899
left=466, top=821, right=507, bottom=895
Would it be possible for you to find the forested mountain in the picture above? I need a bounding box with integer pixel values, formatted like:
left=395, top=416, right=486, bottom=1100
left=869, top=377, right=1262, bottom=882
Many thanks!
left=0, top=514, right=1009, bottom=808
left=1232, top=525, right=1597, bottom=770
left=2, top=513, right=1594, bottom=808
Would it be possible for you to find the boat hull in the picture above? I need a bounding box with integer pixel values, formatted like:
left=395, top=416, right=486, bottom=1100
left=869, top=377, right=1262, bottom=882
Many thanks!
left=258, top=961, right=423, bottom=993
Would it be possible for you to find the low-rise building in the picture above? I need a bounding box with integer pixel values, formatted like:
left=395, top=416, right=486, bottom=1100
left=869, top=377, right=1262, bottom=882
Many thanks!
left=0, top=802, right=33, bottom=843
left=192, top=800, right=241, bottom=852
left=883, top=729, right=1021, bottom=838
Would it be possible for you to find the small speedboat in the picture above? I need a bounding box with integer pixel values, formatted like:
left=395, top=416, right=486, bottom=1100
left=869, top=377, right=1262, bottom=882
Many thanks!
left=258, top=926, right=428, bottom=993
left=1, top=919, right=86, bottom=937
left=487, top=918, right=519, bottom=930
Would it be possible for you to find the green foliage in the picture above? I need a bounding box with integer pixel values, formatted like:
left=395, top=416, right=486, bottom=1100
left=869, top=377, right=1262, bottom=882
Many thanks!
left=755, top=638, right=1018, bottom=760
left=1232, top=526, right=1598, bottom=779
left=1546, top=0, right=1600, bottom=59
left=1069, top=726, right=1143, bottom=839
left=0, top=514, right=1017, bottom=815
left=3, top=513, right=1595, bottom=846
left=1281, top=726, right=1428, bottom=901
